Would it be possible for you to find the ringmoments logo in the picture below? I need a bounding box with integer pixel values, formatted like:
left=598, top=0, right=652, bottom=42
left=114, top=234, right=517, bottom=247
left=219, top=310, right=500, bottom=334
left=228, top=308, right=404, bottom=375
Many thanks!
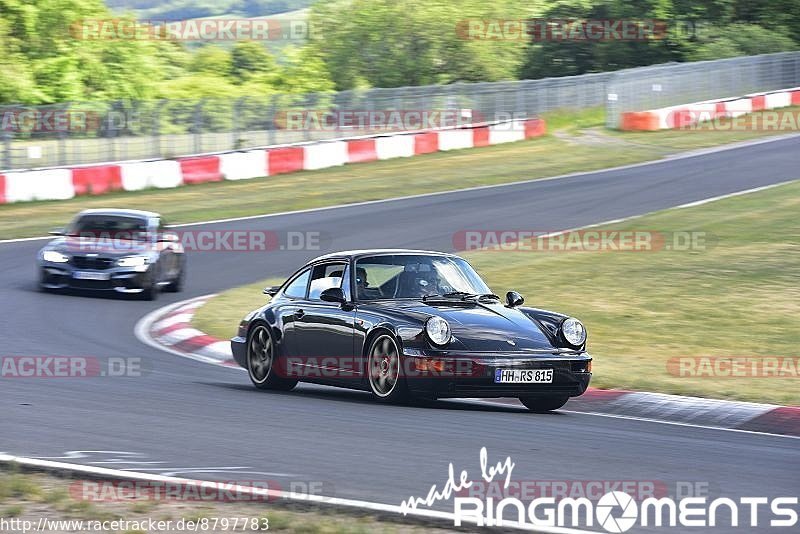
left=400, top=448, right=799, bottom=531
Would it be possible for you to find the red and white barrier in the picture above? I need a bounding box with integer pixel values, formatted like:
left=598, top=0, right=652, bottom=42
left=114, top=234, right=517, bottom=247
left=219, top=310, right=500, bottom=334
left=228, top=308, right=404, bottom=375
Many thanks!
left=120, top=160, right=183, bottom=191
left=72, top=165, right=122, bottom=196
left=0, top=117, right=547, bottom=205
left=179, top=156, right=223, bottom=185
left=376, top=135, right=415, bottom=159
left=437, top=129, right=474, bottom=151
left=4, top=169, right=74, bottom=202
left=621, top=87, right=799, bottom=130
left=219, top=150, right=268, bottom=180
left=303, top=141, right=348, bottom=171
left=346, top=139, right=377, bottom=164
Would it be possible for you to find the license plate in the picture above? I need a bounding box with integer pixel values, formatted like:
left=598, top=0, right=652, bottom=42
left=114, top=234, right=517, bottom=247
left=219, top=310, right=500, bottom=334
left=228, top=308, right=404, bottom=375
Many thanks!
left=73, top=271, right=110, bottom=281
left=494, top=368, right=553, bottom=384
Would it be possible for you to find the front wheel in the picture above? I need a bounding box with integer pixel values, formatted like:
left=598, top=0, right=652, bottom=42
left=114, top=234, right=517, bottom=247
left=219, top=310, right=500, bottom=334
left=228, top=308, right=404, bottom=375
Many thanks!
left=519, top=395, right=570, bottom=413
left=367, top=333, right=408, bottom=403
left=247, top=324, right=297, bottom=391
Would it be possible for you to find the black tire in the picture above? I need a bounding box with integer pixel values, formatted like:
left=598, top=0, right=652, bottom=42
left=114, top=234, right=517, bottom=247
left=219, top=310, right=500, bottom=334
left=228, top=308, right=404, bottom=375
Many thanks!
left=164, top=264, right=185, bottom=293
left=519, top=395, right=570, bottom=413
left=247, top=323, right=297, bottom=391
left=367, top=333, right=408, bottom=403
left=140, top=280, right=159, bottom=301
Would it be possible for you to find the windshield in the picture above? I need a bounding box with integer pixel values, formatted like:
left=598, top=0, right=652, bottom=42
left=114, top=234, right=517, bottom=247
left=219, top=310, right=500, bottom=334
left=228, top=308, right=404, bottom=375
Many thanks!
left=66, top=215, right=150, bottom=241
left=355, top=254, right=491, bottom=300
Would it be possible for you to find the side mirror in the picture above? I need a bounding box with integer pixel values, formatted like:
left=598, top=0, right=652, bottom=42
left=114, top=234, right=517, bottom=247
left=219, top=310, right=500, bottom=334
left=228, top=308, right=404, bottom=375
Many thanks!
left=320, top=287, right=347, bottom=304
left=263, top=286, right=280, bottom=297
left=49, top=227, right=65, bottom=236
left=505, top=291, right=524, bottom=308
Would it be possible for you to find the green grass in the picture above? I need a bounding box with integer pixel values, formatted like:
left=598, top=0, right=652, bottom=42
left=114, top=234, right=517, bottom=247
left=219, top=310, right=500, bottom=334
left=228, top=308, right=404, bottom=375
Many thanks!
left=0, top=469, right=447, bottom=533
left=2, top=107, right=797, bottom=240
left=193, top=181, right=800, bottom=404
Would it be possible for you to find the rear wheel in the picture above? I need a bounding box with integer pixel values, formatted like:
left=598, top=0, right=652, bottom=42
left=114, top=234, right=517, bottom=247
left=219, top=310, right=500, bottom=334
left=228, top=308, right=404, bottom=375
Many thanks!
left=367, top=334, right=407, bottom=403
left=519, top=395, right=570, bottom=413
left=247, top=324, right=297, bottom=391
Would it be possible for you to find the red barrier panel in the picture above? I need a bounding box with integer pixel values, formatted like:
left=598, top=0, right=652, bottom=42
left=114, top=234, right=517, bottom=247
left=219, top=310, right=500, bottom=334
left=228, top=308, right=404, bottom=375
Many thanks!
left=347, top=139, right=377, bottom=164
left=179, top=156, right=223, bottom=185
left=750, top=95, right=766, bottom=111
left=792, top=90, right=800, bottom=106
left=268, top=147, right=305, bottom=175
left=0, top=174, right=5, bottom=204
left=715, top=102, right=726, bottom=116
left=414, top=132, right=439, bottom=154
left=472, top=126, right=490, bottom=147
left=524, top=118, right=546, bottom=138
left=71, top=165, right=122, bottom=196
left=620, top=112, right=659, bottom=131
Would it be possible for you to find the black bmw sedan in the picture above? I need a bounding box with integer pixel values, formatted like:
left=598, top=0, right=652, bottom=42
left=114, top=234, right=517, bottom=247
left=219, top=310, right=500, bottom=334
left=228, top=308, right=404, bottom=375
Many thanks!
left=232, top=249, right=592, bottom=412
left=37, top=208, right=186, bottom=300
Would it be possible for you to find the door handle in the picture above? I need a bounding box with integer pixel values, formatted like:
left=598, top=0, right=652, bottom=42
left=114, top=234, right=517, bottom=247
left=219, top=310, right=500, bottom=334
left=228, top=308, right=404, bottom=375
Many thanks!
left=294, top=309, right=305, bottom=319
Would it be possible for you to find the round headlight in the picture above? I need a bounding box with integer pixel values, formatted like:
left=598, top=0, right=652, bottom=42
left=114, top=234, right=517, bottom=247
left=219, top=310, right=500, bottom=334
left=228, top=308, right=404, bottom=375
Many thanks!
left=561, top=318, right=586, bottom=347
left=425, top=317, right=451, bottom=346
left=42, top=250, right=69, bottom=263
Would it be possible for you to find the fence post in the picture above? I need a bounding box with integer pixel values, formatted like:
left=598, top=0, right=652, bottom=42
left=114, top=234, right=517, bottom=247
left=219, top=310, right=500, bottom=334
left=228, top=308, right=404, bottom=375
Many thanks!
left=193, top=100, right=204, bottom=154
left=153, top=100, right=164, bottom=159
left=232, top=97, right=245, bottom=151
left=1, top=129, right=11, bottom=170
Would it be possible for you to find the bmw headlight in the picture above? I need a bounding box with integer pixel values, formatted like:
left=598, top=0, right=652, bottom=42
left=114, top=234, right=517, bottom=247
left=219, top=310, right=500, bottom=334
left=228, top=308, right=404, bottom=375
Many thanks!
left=425, top=316, right=452, bottom=346
left=42, top=250, right=69, bottom=263
left=116, top=256, right=148, bottom=268
left=561, top=318, right=587, bottom=347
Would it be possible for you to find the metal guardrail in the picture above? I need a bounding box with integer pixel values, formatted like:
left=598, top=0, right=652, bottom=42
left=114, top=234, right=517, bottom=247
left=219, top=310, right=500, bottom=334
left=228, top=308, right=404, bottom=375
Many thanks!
left=2, top=52, right=799, bottom=171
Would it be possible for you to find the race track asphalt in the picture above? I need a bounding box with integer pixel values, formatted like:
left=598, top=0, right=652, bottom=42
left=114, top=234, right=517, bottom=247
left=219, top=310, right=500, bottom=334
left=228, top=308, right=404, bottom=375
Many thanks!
left=1, top=136, right=798, bottom=532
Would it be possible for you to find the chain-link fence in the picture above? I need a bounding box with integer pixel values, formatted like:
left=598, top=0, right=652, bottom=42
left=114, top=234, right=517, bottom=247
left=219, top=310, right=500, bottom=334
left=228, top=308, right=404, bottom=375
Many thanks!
left=605, top=51, right=800, bottom=128
left=0, top=73, right=611, bottom=170
left=2, top=52, right=799, bottom=170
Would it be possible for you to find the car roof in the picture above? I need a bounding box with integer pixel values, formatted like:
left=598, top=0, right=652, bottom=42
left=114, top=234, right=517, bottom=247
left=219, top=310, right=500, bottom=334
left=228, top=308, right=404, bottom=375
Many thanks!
left=308, top=249, right=462, bottom=264
left=76, top=208, right=160, bottom=219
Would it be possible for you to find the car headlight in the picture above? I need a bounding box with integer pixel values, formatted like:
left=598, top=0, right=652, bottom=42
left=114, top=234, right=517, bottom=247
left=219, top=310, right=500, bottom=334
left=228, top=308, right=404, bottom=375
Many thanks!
left=425, top=317, right=451, bottom=346
left=42, top=250, right=69, bottom=263
left=116, top=256, right=148, bottom=267
left=561, top=317, right=587, bottom=347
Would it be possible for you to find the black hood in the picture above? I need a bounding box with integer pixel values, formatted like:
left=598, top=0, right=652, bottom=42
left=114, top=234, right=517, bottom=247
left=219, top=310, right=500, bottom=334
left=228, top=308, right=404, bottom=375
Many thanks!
left=44, top=236, right=153, bottom=258
left=366, top=300, right=557, bottom=352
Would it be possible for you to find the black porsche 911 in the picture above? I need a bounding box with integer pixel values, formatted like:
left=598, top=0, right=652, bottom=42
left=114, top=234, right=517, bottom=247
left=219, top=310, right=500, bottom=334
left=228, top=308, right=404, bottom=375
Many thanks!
left=231, top=249, right=592, bottom=412
left=37, top=208, right=186, bottom=300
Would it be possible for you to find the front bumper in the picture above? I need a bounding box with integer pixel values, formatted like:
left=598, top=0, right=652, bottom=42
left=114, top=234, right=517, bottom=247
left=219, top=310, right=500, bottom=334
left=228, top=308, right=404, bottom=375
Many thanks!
left=231, top=335, right=247, bottom=367
left=403, top=351, right=592, bottom=399
left=39, top=263, right=154, bottom=293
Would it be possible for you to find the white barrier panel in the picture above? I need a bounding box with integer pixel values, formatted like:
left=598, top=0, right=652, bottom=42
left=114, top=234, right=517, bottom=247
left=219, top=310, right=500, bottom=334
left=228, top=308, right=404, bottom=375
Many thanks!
left=437, top=129, right=474, bottom=151
left=688, top=103, right=718, bottom=124
left=303, top=141, right=348, bottom=171
left=655, top=106, right=682, bottom=130
left=375, top=135, right=415, bottom=160
left=120, top=160, right=182, bottom=191
left=220, top=150, right=267, bottom=180
left=488, top=121, right=526, bottom=144
left=724, top=98, right=752, bottom=118
left=765, top=92, right=791, bottom=110
left=4, top=169, right=74, bottom=202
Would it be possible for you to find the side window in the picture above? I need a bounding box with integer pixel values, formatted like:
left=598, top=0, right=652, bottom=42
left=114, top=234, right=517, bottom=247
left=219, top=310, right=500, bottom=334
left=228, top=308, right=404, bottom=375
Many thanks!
left=284, top=269, right=311, bottom=299
left=308, top=263, right=347, bottom=300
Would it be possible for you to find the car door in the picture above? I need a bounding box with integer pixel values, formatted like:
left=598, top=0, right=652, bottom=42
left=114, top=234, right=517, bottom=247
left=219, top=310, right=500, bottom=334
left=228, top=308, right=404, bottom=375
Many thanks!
left=294, top=262, right=358, bottom=383
left=272, top=268, right=312, bottom=373
left=154, top=217, right=179, bottom=282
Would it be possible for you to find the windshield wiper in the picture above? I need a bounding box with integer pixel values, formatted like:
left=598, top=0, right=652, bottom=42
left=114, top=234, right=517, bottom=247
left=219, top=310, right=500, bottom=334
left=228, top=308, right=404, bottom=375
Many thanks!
left=423, top=292, right=500, bottom=302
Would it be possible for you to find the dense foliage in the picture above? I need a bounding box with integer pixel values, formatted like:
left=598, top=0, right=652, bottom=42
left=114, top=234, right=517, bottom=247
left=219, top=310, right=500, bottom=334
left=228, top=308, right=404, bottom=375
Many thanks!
left=0, top=0, right=798, bottom=104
